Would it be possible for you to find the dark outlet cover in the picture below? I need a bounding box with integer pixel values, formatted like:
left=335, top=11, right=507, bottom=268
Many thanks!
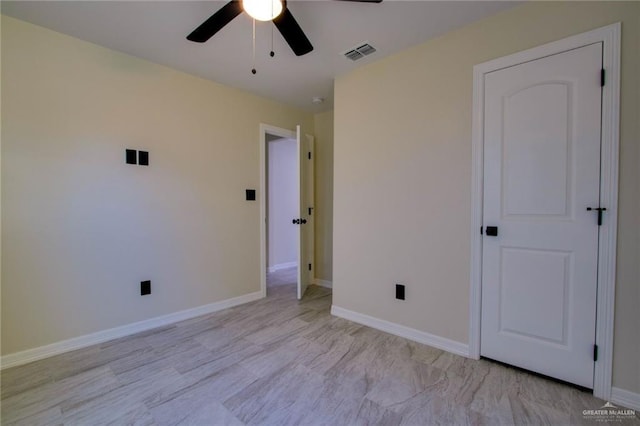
left=395, top=284, right=405, bottom=300
left=141, top=280, right=151, bottom=296
left=138, top=151, right=149, bottom=166
left=126, top=149, right=137, bottom=165
left=246, top=189, right=256, bottom=201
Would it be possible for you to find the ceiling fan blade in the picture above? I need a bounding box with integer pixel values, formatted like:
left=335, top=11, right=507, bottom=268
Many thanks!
left=272, top=8, right=313, bottom=56
left=187, top=0, right=243, bottom=43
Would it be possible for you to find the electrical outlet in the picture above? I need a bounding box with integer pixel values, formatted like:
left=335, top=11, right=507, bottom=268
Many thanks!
left=395, top=284, right=405, bottom=300
left=141, top=280, right=151, bottom=296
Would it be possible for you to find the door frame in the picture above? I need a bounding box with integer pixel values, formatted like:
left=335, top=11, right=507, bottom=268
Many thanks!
left=468, top=23, right=621, bottom=400
left=259, top=123, right=297, bottom=298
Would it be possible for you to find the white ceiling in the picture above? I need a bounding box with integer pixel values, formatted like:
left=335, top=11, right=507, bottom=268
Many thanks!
left=2, top=1, right=519, bottom=112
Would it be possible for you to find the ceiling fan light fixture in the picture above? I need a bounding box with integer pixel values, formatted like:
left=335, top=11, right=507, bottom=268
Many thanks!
left=242, top=0, right=283, bottom=22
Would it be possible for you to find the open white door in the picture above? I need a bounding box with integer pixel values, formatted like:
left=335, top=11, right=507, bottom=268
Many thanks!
left=296, top=126, right=314, bottom=300
left=305, top=134, right=315, bottom=294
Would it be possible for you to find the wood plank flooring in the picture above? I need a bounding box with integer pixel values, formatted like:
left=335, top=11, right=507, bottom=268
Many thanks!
left=2, top=268, right=637, bottom=425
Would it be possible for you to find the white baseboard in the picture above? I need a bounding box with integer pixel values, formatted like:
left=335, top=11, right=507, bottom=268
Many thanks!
left=611, top=387, right=640, bottom=411
left=267, top=262, right=297, bottom=273
left=0, top=291, right=264, bottom=370
left=313, top=278, right=333, bottom=289
left=331, top=305, right=469, bottom=358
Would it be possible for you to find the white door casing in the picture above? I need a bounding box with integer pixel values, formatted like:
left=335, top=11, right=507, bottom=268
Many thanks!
left=469, top=23, right=620, bottom=399
left=481, top=43, right=602, bottom=388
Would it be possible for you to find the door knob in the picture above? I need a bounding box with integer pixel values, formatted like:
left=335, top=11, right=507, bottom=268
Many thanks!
left=485, top=226, right=498, bottom=236
left=292, top=218, right=300, bottom=225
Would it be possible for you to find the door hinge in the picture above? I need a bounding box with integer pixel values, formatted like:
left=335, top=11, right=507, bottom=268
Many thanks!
left=593, top=344, right=599, bottom=362
left=308, top=263, right=312, bottom=271
left=601, top=68, right=605, bottom=87
left=308, top=152, right=312, bottom=160
left=308, top=207, right=313, bottom=215
left=480, top=226, right=483, bottom=235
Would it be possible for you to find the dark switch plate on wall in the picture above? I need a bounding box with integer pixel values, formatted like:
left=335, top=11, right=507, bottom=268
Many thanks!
left=138, top=151, right=149, bottom=166
left=126, top=149, right=137, bottom=164
left=246, top=189, right=256, bottom=201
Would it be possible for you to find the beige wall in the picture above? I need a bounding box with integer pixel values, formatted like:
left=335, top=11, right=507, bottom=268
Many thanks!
left=1, top=16, right=313, bottom=355
left=333, top=1, right=639, bottom=394
left=313, top=110, right=334, bottom=282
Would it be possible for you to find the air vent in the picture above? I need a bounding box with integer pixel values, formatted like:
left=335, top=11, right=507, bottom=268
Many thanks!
left=343, top=42, right=377, bottom=61
left=344, top=49, right=364, bottom=61
left=356, top=43, right=376, bottom=56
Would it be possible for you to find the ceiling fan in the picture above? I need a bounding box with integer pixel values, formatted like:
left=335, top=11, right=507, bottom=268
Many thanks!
left=187, top=0, right=382, bottom=57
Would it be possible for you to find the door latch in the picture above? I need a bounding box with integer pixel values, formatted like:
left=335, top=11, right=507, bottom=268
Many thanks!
left=292, top=218, right=307, bottom=225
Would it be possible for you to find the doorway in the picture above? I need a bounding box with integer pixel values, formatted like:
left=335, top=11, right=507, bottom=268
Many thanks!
left=469, top=23, right=620, bottom=399
left=266, top=135, right=298, bottom=295
left=259, top=124, right=315, bottom=301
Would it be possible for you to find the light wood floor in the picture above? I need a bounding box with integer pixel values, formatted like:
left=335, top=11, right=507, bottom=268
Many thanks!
left=2, top=268, right=637, bottom=425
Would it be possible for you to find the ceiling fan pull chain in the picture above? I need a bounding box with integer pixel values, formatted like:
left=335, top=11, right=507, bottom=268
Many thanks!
left=270, top=0, right=275, bottom=56
left=270, top=24, right=275, bottom=57
left=251, top=18, right=257, bottom=74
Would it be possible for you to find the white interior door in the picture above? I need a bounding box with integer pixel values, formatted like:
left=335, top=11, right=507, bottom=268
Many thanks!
left=296, top=126, right=314, bottom=300
left=306, top=134, right=315, bottom=293
left=481, top=43, right=602, bottom=388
